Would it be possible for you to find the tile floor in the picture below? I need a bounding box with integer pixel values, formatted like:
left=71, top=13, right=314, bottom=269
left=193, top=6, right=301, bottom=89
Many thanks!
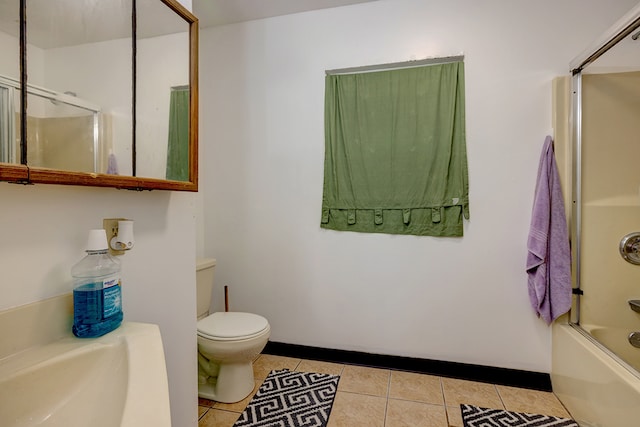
left=198, top=354, right=574, bottom=427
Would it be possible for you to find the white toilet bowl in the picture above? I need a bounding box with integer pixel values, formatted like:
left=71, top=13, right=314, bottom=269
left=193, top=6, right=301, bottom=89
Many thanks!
left=197, top=311, right=270, bottom=403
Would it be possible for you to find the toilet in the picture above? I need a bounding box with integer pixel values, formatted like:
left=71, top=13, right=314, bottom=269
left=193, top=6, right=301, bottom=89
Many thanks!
left=196, top=258, right=271, bottom=403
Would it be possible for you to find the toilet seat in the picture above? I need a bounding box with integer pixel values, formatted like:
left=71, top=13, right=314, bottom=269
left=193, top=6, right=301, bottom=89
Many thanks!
left=197, top=312, right=269, bottom=341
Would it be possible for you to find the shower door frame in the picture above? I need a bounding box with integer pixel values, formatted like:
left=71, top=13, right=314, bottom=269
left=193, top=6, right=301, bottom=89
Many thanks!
left=0, top=76, right=19, bottom=164
left=0, top=74, right=101, bottom=173
left=569, top=3, right=640, bottom=375
left=26, top=84, right=101, bottom=174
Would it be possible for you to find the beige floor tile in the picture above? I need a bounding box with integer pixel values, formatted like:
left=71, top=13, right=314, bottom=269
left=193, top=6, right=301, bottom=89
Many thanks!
left=389, top=371, right=444, bottom=405
left=327, top=391, right=386, bottom=427
left=386, top=399, right=448, bottom=427
left=441, top=378, right=503, bottom=409
left=252, top=354, right=301, bottom=379
left=496, top=385, right=571, bottom=418
left=446, top=406, right=463, bottom=427
left=198, top=406, right=209, bottom=420
left=295, top=359, right=345, bottom=376
left=203, top=355, right=570, bottom=427
left=338, top=365, right=390, bottom=396
left=212, top=379, right=262, bottom=412
left=199, top=409, right=240, bottom=427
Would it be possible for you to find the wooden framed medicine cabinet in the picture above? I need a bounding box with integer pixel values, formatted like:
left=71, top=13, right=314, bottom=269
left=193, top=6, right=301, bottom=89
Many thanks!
left=0, top=0, right=198, bottom=191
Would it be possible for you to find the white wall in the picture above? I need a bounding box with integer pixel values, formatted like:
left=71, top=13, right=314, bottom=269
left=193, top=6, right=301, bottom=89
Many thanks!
left=0, top=183, right=197, bottom=427
left=0, top=2, right=198, bottom=427
left=200, top=0, right=639, bottom=374
left=0, top=30, right=20, bottom=79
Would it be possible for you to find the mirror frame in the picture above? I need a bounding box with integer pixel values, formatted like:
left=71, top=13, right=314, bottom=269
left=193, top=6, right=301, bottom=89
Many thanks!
left=0, top=0, right=198, bottom=191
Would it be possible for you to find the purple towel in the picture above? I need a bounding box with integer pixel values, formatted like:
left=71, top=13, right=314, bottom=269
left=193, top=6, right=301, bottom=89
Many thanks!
left=526, top=136, right=572, bottom=324
left=106, top=153, right=119, bottom=175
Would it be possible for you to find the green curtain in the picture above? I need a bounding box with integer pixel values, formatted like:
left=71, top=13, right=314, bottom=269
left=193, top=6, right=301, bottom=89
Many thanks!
left=321, top=61, right=469, bottom=237
left=166, top=86, right=190, bottom=181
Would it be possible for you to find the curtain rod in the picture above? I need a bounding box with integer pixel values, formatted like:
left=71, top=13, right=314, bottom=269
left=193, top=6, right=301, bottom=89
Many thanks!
left=325, top=55, right=464, bottom=76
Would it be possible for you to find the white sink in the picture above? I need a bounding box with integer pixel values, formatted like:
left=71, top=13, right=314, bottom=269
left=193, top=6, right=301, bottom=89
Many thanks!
left=0, top=322, right=171, bottom=427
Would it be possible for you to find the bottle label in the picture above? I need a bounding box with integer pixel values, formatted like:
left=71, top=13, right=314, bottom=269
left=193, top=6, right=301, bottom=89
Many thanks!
left=102, top=274, right=122, bottom=318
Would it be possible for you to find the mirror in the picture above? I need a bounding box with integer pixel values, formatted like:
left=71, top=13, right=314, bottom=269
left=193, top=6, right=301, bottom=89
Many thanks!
left=136, top=0, right=191, bottom=181
left=0, top=0, right=198, bottom=191
left=25, top=0, right=133, bottom=176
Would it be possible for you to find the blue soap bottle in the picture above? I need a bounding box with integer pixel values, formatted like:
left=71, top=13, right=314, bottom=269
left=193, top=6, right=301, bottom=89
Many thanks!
left=72, top=229, right=123, bottom=338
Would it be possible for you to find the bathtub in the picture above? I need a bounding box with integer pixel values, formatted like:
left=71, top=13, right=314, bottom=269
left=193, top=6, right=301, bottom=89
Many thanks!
left=584, top=324, right=640, bottom=373
left=552, top=323, right=640, bottom=427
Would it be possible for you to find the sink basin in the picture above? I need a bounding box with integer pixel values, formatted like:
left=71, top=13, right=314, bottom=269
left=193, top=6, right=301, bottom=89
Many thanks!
left=0, top=322, right=170, bottom=427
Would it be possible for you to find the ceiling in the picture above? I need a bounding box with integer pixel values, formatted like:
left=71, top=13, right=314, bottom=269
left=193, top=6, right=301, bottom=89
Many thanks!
left=192, top=0, right=379, bottom=28
left=0, top=0, right=378, bottom=50
left=0, top=0, right=190, bottom=49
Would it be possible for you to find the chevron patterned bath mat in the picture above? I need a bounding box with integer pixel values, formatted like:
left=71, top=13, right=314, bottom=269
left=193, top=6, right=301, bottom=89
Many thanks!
left=461, top=404, right=579, bottom=427
left=233, top=369, right=340, bottom=427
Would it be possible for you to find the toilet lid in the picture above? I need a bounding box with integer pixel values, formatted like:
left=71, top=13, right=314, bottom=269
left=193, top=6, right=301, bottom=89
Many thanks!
left=197, top=312, right=269, bottom=340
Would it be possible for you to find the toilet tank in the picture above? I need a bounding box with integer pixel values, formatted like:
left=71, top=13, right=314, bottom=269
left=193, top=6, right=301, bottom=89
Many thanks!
left=196, top=258, right=216, bottom=320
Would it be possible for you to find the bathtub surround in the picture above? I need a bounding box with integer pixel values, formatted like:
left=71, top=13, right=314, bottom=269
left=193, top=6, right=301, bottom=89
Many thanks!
left=27, top=113, right=105, bottom=173
left=580, top=324, right=640, bottom=373
left=526, top=137, right=571, bottom=324
left=551, top=323, right=640, bottom=426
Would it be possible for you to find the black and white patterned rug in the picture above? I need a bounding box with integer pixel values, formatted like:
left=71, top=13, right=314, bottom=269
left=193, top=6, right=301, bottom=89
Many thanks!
left=461, top=404, right=579, bottom=427
left=233, top=369, right=340, bottom=427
